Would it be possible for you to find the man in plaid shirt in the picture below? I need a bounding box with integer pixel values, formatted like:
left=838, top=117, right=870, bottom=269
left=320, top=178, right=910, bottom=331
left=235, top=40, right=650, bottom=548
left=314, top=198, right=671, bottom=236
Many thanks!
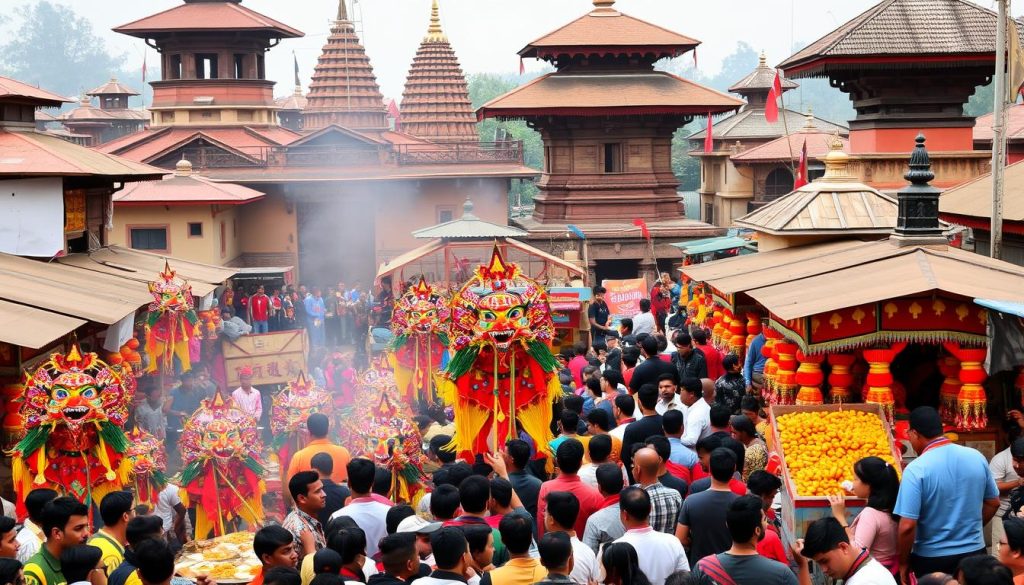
left=631, top=447, right=682, bottom=534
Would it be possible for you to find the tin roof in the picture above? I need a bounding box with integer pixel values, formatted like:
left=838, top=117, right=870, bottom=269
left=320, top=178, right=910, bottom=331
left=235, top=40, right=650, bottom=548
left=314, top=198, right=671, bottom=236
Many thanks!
left=114, top=159, right=265, bottom=205
left=939, top=159, right=1024, bottom=223
left=0, top=76, right=70, bottom=107
left=87, top=78, right=140, bottom=97
left=689, top=108, right=847, bottom=141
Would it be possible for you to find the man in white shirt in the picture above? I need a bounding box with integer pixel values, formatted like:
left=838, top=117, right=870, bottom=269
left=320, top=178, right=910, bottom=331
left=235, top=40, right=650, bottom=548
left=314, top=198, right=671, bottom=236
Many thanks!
left=795, top=517, right=896, bottom=585
left=655, top=374, right=683, bottom=415
left=15, top=488, right=56, bottom=563
left=330, top=458, right=391, bottom=557
left=154, top=483, right=188, bottom=546
left=231, top=368, right=262, bottom=422
left=991, top=420, right=1023, bottom=554
left=542, top=492, right=599, bottom=585
left=631, top=299, right=656, bottom=337
left=613, top=487, right=689, bottom=585
left=609, top=395, right=636, bottom=442
left=678, top=378, right=709, bottom=449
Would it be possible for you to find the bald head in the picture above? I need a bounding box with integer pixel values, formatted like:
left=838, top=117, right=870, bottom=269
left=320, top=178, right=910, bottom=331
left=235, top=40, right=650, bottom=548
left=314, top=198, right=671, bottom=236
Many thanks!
left=633, top=447, right=661, bottom=486
left=701, top=378, right=715, bottom=401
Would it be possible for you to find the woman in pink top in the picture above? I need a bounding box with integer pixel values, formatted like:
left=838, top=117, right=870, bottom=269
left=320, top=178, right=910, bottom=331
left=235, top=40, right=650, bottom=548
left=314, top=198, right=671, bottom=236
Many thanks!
left=828, top=456, right=901, bottom=575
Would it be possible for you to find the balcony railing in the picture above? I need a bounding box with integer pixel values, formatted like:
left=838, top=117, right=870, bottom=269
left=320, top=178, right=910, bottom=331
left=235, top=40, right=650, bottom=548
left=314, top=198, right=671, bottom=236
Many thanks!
left=182, top=140, right=524, bottom=170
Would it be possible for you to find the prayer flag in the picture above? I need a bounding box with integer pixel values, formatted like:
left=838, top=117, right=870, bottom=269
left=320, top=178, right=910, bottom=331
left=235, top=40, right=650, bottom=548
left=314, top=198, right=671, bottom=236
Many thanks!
left=566, top=225, right=586, bottom=240
left=632, top=218, right=651, bottom=241
left=704, top=112, right=714, bottom=154
left=765, top=71, right=782, bottom=123
left=794, top=139, right=809, bottom=189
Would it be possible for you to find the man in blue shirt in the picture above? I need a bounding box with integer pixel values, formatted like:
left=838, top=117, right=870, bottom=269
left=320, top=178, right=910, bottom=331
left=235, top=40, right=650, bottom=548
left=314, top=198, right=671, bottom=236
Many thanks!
left=894, top=407, right=999, bottom=583
left=742, top=332, right=767, bottom=394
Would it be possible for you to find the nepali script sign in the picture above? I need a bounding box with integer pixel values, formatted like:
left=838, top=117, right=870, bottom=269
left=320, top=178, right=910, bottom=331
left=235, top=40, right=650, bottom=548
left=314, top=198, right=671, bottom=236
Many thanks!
left=602, top=278, right=648, bottom=320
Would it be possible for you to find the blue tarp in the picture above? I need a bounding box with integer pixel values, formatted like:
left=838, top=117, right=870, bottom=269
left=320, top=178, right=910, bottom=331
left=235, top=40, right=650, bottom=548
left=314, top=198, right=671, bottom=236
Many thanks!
left=975, top=298, right=1024, bottom=318
left=670, top=236, right=756, bottom=256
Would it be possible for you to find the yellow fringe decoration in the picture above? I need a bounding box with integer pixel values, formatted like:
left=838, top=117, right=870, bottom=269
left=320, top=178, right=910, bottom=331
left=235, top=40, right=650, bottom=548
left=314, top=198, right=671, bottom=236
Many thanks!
left=446, top=402, right=490, bottom=455
left=34, top=448, right=46, bottom=485
left=95, top=432, right=117, bottom=481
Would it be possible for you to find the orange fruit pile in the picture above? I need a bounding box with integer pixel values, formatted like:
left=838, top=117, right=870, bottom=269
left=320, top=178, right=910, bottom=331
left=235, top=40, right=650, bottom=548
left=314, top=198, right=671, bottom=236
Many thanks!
left=776, top=410, right=897, bottom=497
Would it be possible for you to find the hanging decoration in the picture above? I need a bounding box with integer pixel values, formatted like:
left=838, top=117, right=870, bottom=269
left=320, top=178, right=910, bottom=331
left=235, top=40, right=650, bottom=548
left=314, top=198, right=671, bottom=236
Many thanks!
left=388, top=277, right=451, bottom=407
left=794, top=351, right=825, bottom=405
left=773, top=341, right=799, bottom=405
left=270, top=372, right=332, bottom=471
left=862, top=346, right=903, bottom=426
left=762, top=328, right=781, bottom=403
left=937, top=355, right=962, bottom=424
left=826, top=353, right=856, bottom=404
left=440, top=245, right=561, bottom=464
left=144, top=262, right=200, bottom=373
left=124, top=428, right=167, bottom=508
left=944, top=344, right=988, bottom=430
left=179, top=390, right=265, bottom=538
left=11, top=345, right=135, bottom=518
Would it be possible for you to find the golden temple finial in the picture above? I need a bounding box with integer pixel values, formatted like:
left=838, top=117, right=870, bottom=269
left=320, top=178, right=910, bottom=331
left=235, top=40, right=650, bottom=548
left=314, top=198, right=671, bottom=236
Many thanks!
left=821, top=130, right=852, bottom=182
left=425, top=0, right=447, bottom=43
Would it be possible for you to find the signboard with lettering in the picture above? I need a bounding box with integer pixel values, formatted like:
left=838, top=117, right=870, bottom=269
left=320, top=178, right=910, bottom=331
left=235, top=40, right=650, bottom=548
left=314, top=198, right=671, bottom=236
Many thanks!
left=222, top=330, right=308, bottom=387
left=602, top=278, right=648, bottom=319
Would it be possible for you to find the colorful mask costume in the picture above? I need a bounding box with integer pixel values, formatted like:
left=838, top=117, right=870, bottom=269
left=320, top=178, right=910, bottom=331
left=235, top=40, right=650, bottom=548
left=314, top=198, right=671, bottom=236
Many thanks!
left=270, top=373, right=332, bottom=470
left=12, top=346, right=135, bottom=517
left=124, top=428, right=168, bottom=508
left=339, top=364, right=428, bottom=505
left=179, top=391, right=265, bottom=538
left=145, top=262, right=200, bottom=373
left=388, top=278, right=451, bottom=407
left=440, top=247, right=561, bottom=463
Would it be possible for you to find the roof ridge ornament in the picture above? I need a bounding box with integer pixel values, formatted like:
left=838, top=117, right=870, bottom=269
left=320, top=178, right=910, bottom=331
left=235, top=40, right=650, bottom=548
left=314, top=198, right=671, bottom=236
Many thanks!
left=819, top=130, right=852, bottom=182
left=893, top=133, right=945, bottom=244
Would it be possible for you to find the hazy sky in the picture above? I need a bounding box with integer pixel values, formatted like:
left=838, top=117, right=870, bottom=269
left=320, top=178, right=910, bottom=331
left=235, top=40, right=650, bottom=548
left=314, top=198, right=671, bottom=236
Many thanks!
left=7, top=0, right=1008, bottom=99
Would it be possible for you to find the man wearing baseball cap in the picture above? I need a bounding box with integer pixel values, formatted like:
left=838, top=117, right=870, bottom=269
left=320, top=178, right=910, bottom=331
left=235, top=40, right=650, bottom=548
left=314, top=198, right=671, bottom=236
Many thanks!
left=397, top=516, right=442, bottom=569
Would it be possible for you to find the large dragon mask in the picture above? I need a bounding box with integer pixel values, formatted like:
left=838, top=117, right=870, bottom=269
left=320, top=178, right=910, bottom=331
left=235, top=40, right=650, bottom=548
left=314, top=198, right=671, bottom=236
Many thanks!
left=450, top=247, right=554, bottom=352
left=124, top=428, right=167, bottom=505
left=391, top=278, right=451, bottom=338
left=271, top=373, right=331, bottom=437
left=145, top=262, right=200, bottom=373
left=180, top=391, right=261, bottom=466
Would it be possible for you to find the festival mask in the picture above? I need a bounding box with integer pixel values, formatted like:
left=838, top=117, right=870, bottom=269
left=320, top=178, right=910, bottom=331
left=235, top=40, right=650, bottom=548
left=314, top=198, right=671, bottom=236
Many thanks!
left=148, top=262, right=195, bottom=315
left=340, top=364, right=425, bottom=469
left=124, top=428, right=166, bottom=476
left=391, top=278, right=450, bottom=336
left=450, top=247, right=554, bottom=352
left=271, top=373, right=331, bottom=436
left=180, top=392, right=260, bottom=465
left=21, top=345, right=134, bottom=435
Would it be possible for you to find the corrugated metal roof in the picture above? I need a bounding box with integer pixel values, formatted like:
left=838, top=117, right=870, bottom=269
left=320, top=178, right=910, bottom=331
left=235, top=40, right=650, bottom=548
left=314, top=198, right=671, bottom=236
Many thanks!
left=0, top=76, right=69, bottom=106
left=56, top=246, right=236, bottom=296
left=115, top=162, right=265, bottom=205
left=0, top=299, right=85, bottom=349
left=0, top=130, right=164, bottom=179
left=940, top=159, right=1024, bottom=222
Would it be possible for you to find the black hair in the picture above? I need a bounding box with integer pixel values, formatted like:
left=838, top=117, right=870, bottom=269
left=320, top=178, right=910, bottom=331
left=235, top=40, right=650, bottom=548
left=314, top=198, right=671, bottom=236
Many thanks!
left=709, top=404, right=732, bottom=428
left=538, top=531, right=573, bottom=571
left=544, top=491, right=580, bottom=531
left=639, top=336, right=658, bottom=356
left=328, top=528, right=366, bottom=565
left=413, top=415, right=433, bottom=431
left=430, top=528, right=468, bottom=570
left=594, top=286, right=606, bottom=294
left=0, top=518, right=14, bottom=538
left=126, top=517, right=165, bottom=547
left=347, top=458, right=376, bottom=493
left=60, top=545, right=102, bottom=584
left=556, top=438, right=585, bottom=474
left=1005, top=516, right=1024, bottom=554
left=602, top=370, right=623, bottom=389
left=307, top=413, right=329, bottom=438
left=655, top=334, right=669, bottom=353
left=637, top=384, right=658, bottom=410
left=313, top=549, right=343, bottom=575
left=695, top=434, right=723, bottom=455
left=459, top=475, right=490, bottom=514
left=379, top=533, right=417, bottom=574
left=586, top=378, right=602, bottom=398
left=0, top=560, right=22, bottom=585
left=136, top=538, right=175, bottom=585
left=614, top=394, right=635, bottom=418
left=746, top=470, right=782, bottom=497
left=430, top=484, right=461, bottom=520
left=721, top=437, right=746, bottom=475
left=559, top=410, right=580, bottom=434
left=289, top=470, right=320, bottom=503
left=325, top=516, right=359, bottom=538
left=25, top=489, right=58, bottom=524
left=447, top=462, right=473, bottom=488
left=726, top=495, right=765, bottom=544
left=673, top=331, right=692, bottom=347
left=730, top=415, right=756, bottom=439
left=490, top=477, right=513, bottom=508
left=644, top=435, right=670, bottom=463
left=464, top=524, right=492, bottom=555
left=588, top=434, right=613, bottom=462
left=723, top=354, right=741, bottom=371
left=691, top=330, right=708, bottom=345
left=310, top=452, right=334, bottom=476
left=666, top=571, right=694, bottom=585
left=958, top=553, right=1013, bottom=585
left=639, top=299, right=651, bottom=312
left=802, top=517, right=853, bottom=559
left=680, top=377, right=702, bottom=397
left=310, top=574, right=344, bottom=585
left=574, top=342, right=589, bottom=355
left=430, top=435, right=457, bottom=464
left=498, top=514, right=533, bottom=555
left=620, top=318, right=634, bottom=334
left=619, top=486, right=651, bottom=522
left=663, top=409, right=683, bottom=435
left=564, top=394, right=584, bottom=414
left=506, top=439, right=532, bottom=470
left=601, top=543, right=651, bottom=585
left=255, top=525, right=295, bottom=564
left=622, top=347, right=641, bottom=368
left=587, top=409, right=612, bottom=432
left=854, top=456, right=901, bottom=515
left=596, top=463, right=625, bottom=495
left=99, top=490, right=134, bottom=527
left=657, top=372, right=677, bottom=385
left=42, top=496, right=88, bottom=538
left=264, top=567, right=302, bottom=585
left=373, top=466, right=392, bottom=497
left=909, top=406, right=944, bottom=439
left=386, top=504, right=415, bottom=535
left=709, top=447, right=737, bottom=482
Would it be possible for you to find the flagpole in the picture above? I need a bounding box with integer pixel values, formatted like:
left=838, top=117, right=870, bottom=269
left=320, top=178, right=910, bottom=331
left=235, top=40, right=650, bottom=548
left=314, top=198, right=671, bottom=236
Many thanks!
left=778, top=80, right=797, bottom=178
left=993, top=0, right=1008, bottom=259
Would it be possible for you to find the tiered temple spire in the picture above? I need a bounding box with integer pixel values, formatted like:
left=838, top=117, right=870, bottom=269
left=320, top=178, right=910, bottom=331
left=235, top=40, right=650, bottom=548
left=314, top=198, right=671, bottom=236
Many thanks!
left=303, top=0, right=388, bottom=131
left=399, top=0, right=478, bottom=142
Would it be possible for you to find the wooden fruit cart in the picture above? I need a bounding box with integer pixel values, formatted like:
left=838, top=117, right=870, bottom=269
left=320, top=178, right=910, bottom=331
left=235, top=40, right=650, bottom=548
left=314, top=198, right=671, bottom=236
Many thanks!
left=768, top=403, right=904, bottom=539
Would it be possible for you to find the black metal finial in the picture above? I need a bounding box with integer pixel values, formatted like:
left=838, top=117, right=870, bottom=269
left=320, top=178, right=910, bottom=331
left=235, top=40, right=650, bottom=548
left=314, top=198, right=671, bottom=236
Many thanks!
left=894, top=133, right=943, bottom=239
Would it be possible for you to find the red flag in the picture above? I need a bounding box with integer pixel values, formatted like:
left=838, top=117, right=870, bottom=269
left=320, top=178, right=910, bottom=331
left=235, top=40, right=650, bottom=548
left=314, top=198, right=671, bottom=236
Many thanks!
left=765, top=71, right=782, bottom=123
left=704, top=112, right=713, bottom=153
left=794, top=139, right=808, bottom=189
left=519, top=57, right=525, bottom=76
left=633, top=218, right=651, bottom=240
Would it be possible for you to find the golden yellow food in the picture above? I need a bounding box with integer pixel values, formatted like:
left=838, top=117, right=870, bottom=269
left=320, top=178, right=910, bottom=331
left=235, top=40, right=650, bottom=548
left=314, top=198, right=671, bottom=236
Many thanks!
left=776, top=410, right=897, bottom=497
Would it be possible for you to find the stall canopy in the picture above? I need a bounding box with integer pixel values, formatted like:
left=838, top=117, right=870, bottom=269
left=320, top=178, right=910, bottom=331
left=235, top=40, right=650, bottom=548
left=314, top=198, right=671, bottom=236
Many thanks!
left=671, top=236, right=756, bottom=256
left=0, top=299, right=85, bottom=349
left=56, top=245, right=237, bottom=296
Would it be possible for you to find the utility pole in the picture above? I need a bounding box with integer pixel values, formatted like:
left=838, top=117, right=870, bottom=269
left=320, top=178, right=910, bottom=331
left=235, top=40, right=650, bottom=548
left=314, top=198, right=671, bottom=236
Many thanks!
left=992, top=0, right=1009, bottom=259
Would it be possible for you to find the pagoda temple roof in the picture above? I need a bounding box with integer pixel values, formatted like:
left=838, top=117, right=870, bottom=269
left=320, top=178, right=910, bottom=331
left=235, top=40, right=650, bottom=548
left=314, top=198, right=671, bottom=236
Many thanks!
left=520, top=0, right=699, bottom=61
left=477, top=71, right=742, bottom=120
left=115, top=158, right=264, bottom=206
left=688, top=108, right=847, bottom=142
left=0, top=76, right=69, bottom=107
left=275, top=86, right=308, bottom=112
left=412, top=198, right=527, bottom=239
left=61, top=97, right=148, bottom=123
left=729, top=114, right=850, bottom=163
left=940, top=159, right=1024, bottom=224
left=113, top=0, right=303, bottom=38
left=87, top=78, right=139, bottom=97
left=778, top=0, right=1022, bottom=78
left=729, top=53, right=798, bottom=94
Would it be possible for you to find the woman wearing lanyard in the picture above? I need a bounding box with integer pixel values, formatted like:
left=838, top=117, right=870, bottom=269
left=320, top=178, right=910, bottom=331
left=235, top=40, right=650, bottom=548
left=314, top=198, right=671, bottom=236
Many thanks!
left=828, top=456, right=901, bottom=575
left=795, top=517, right=898, bottom=585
